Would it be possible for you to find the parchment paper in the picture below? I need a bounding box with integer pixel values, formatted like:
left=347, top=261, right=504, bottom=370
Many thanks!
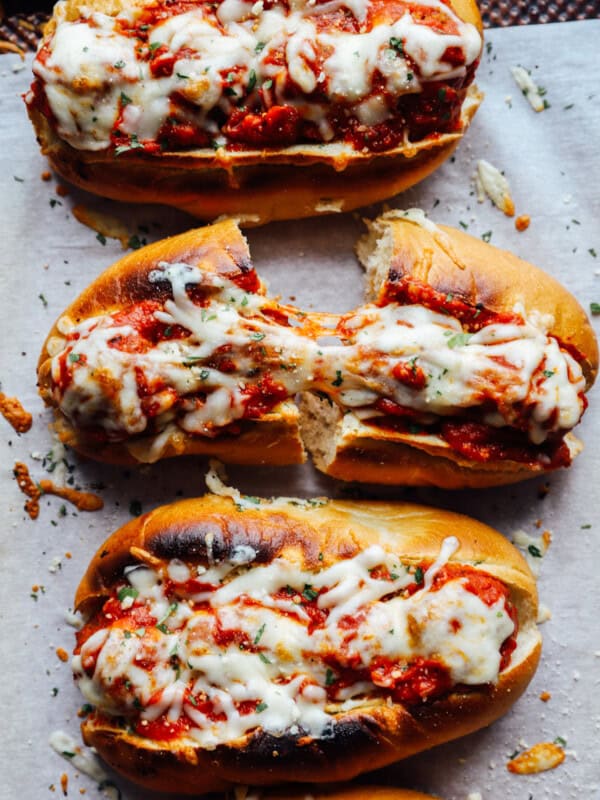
left=1, top=19, right=599, bottom=800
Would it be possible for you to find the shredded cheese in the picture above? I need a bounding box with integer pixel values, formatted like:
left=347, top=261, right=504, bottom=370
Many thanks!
left=73, top=537, right=516, bottom=748
left=475, top=159, right=515, bottom=216
left=510, top=66, right=547, bottom=112
left=30, top=0, right=482, bottom=151
left=49, top=258, right=586, bottom=459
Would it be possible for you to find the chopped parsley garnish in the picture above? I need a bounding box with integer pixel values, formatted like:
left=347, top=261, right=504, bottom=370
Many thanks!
left=117, top=586, right=139, bottom=603
left=389, top=36, right=404, bottom=55
left=115, top=134, right=144, bottom=156
left=38, top=293, right=48, bottom=308
left=255, top=41, right=266, bottom=54
left=590, top=249, right=598, bottom=258
left=590, top=302, right=600, bottom=315
left=481, top=230, right=493, bottom=243
left=325, top=668, right=336, bottom=686
left=527, top=544, right=542, bottom=558
left=542, top=369, right=555, bottom=378
left=254, top=623, right=266, bottom=644
left=113, top=60, right=126, bottom=69
left=258, top=652, right=271, bottom=664
left=149, top=42, right=162, bottom=52
left=256, top=701, right=268, bottom=712
left=446, top=332, right=472, bottom=349
left=332, top=370, right=343, bottom=387
left=128, top=234, right=145, bottom=250
left=302, top=584, right=318, bottom=602
left=248, top=69, right=257, bottom=92
left=176, top=72, right=189, bottom=80
left=68, top=353, right=81, bottom=363
left=414, top=566, right=424, bottom=584
left=96, top=233, right=107, bottom=245
left=251, top=331, right=266, bottom=341
left=129, top=499, right=143, bottom=517
left=263, top=79, right=273, bottom=90
left=554, top=736, right=567, bottom=747
left=120, top=92, right=132, bottom=106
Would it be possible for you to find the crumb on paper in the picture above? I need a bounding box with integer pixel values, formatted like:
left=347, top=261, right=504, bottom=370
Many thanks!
left=467, top=793, right=483, bottom=800
left=64, top=609, right=84, bottom=630
left=515, top=214, right=530, bottom=231
left=507, top=742, right=565, bottom=774
left=13, top=461, right=41, bottom=519
left=537, top=603, right=552, bottom=624
left=56, top=647, right=69, bottom=663
left=539, top=691, right=551, bottom=702
left=60, top=773, right=68, bottom=796
left=511, top=529, right=551, bottom=576
left=39, top=479, right=104, bottom=512
left=49, top=556, right=63, bottom=574
left=56, top=184, right=70, bottom=197
left=0, top=392, right=33, bottom=433
left=72, top=205, right=131, bottom=249
left=510, top=66, right=549, bottom=111
left=474, top=160, right=515, bottom=216
left=41, top=171, right=52, bottom=182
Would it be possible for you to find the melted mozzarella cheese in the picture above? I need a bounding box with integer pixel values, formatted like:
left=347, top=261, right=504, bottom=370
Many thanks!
left=32, top=0, right=481, bottom=151
left=51, top=258, right=586, bottom=450
left=73, top=537, right=517, bottom=748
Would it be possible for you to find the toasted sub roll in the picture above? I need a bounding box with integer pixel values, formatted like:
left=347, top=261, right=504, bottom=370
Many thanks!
left=38, top=214, right=597, bottom=486
left=72, top=493, right=540, bottom=793
left=299, top=210, right=598, bottom=487
left=25, top=0, right=482, bottom=224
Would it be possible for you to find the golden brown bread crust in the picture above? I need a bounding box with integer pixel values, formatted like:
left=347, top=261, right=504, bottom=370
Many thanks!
left=37, top=220, right=306, bottom=466
left=27, top=0, right=483, bottom=225
left=299, top=394, right=584, bottom=489
left=357, top=213, right=598, bottom=385
left=298, top=212, right=598, bottom=488
left=75, top=494, right=540, bottom=793
left=38, top=216, right=597, bottom=481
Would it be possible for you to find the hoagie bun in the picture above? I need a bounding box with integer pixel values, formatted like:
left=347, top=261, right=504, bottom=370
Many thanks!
left=25, top=0, right=483, bottom=224
left=38, top=214, right=597, bottom=485
left=72, top=493, right=540, bottom=793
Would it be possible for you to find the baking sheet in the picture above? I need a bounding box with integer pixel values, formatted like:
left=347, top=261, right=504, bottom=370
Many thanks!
left=1, top=19, right=600, bottom=800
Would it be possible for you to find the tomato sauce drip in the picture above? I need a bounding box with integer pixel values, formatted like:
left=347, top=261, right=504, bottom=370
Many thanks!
left=377, top=274, right=521, bottom=331
left=75, top=596, right=158, bottom=654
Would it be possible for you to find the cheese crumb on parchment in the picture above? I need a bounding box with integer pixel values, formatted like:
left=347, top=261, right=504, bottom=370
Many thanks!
left=475, top=160, right=515, bottom=216
left=510, top=66, right=548, bottom=112
left=49, top=732, right=120, bottom=798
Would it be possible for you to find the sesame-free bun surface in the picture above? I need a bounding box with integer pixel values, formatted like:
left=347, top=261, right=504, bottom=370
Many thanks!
left=75, top=494, right=540, bottom=794
left=37, top=220, right=305, bottom=466
left=299, top=211, right=597, bottom=488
